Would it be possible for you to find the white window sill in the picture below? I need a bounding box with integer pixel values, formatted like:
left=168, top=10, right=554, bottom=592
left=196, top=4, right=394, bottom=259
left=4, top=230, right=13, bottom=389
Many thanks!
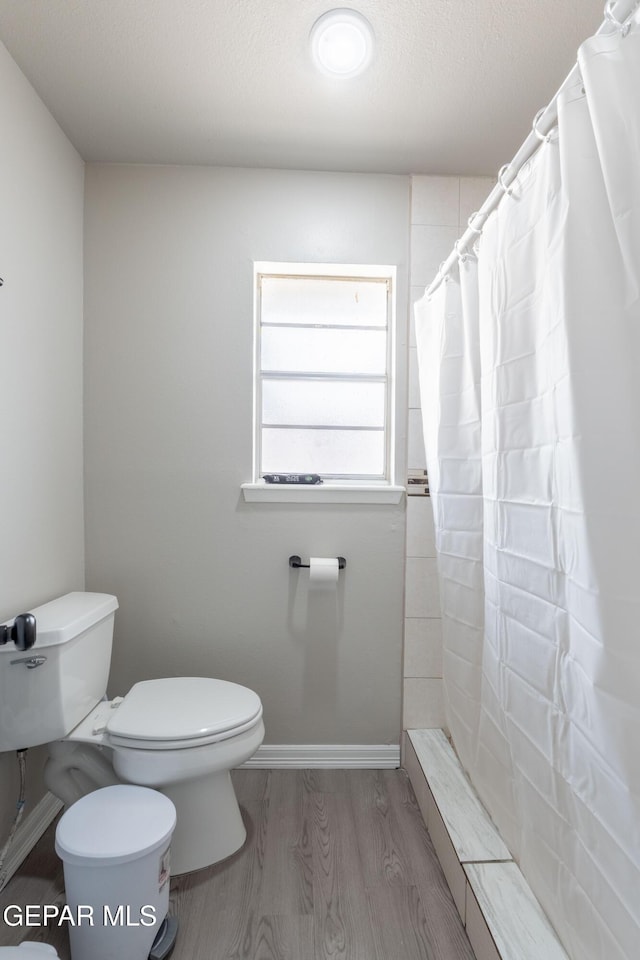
left=241, top=482, right=405, bottom=504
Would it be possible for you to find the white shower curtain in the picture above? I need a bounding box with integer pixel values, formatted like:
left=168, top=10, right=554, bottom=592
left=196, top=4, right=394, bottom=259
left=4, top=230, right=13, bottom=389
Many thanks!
left=415, top=21, right=640, bottom=960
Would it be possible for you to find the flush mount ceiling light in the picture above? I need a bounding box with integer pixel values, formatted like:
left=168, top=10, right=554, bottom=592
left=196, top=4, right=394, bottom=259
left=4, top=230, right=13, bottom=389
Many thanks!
left=310, top=9, right=374, bottom=79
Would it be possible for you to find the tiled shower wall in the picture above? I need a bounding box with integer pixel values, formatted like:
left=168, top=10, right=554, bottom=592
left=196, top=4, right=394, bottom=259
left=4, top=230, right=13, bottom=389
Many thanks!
left=402, top=175, right=495, bottom=731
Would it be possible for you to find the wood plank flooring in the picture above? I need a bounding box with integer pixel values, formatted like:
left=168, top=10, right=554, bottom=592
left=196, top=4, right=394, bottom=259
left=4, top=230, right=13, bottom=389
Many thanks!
left=0, top=769, right=475, bottom=960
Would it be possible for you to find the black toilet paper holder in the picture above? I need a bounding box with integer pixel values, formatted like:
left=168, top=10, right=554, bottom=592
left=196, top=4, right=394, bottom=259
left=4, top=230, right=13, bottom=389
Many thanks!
left=289, top=555, right=346, bottom=570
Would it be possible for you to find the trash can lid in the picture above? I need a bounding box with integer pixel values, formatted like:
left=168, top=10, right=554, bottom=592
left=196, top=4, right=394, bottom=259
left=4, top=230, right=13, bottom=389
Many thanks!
left=0, top=946, right=60, bottom=958
left=55, top=785, right=176, bottom=867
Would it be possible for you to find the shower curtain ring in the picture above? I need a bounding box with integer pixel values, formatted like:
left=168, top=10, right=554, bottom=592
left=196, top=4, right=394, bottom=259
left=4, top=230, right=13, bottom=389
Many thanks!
left=604, top=0, right=631, bottom=35
left=438, top=261, right=452, bottom=283
left=467, top=212, right=483, bottom=236
left=498, top=164, right=515, bottom=196
left=532, top=107, right=555, bottom=143
left=455, top=239, right=474, bottom=263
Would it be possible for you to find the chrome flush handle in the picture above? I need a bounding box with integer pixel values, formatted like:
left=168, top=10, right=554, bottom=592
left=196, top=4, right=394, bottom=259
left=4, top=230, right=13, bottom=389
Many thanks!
left=10, top=655, right=47, bottom=669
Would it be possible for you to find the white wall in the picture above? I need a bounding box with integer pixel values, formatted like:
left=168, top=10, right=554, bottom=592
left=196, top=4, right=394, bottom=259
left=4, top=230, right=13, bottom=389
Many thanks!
left=0, top=41, right=84, bottom=836
left=84, top=164, right=410, bottom=746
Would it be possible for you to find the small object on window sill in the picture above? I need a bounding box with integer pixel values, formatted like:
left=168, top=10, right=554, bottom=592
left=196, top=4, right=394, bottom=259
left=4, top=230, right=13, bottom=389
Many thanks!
left=407, top=469, right=430, bottom=496
left=263, top=473, right=323, bottom=485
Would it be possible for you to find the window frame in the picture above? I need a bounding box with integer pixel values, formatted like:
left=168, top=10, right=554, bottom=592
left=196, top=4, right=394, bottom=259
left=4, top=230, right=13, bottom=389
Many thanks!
left=252, top=262, right=397, bottom=485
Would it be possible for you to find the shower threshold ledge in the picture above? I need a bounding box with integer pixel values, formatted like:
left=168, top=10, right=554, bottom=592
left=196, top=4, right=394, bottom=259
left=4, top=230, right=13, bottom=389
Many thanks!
left=403, top=729, right=570, bottom=960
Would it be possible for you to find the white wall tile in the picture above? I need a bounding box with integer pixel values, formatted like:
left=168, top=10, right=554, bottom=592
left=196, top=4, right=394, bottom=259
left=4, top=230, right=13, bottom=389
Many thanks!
left=411, top=176, right=460, bottom=227
left=459, top=177, right=497, bottom=229
left=406, top=495, right=436, bottom=557
left=408, top=408, right=426, bottom=470
left=405, top=557, right=441, bottom=617
left=410, top=224, right=460, bottom=288
left=410, top=285, right=428, bottom=346
left=403, top=677, right=445, bottom=729
left=408, top=345, right=421, bottom=409
left=404, top=618, right=442, bottom=678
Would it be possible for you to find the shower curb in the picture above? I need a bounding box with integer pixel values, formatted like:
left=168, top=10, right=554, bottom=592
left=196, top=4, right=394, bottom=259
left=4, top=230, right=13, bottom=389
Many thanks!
left=404, top=729, right=569, bottom=960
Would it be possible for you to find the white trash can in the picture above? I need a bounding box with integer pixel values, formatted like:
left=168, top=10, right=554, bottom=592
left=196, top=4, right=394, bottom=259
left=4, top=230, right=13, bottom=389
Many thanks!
left=55, top=784, right=176, bottom=960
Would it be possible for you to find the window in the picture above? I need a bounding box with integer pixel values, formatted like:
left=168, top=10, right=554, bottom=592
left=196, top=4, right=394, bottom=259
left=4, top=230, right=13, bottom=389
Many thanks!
left=254, top=263, right=395, bottom=483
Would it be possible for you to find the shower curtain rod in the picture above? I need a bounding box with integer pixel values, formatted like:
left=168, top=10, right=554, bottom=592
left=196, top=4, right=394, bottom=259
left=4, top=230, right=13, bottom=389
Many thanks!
left=426, top=0, right=640, bottom=297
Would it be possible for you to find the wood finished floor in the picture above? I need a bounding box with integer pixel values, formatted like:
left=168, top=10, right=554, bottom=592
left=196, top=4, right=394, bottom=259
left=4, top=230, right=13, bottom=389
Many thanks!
left=0, top=769, right=475, bottom=960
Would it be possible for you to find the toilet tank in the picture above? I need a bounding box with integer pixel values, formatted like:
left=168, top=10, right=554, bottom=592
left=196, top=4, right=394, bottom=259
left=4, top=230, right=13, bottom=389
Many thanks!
left=0, top=592, right=118, bottom=752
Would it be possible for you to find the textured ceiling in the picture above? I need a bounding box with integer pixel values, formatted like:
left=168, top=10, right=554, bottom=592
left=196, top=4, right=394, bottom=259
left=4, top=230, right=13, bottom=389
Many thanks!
left=0, top=0, right=605, bottom=175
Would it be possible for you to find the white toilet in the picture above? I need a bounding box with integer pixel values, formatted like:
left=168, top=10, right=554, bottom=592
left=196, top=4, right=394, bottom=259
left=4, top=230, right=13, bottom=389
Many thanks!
left=0, top=592, right=264, bottom=874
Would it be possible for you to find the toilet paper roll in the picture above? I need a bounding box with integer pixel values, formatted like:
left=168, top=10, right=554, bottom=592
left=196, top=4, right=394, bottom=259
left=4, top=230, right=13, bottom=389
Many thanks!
left=308, top=557, right=340, bottom=588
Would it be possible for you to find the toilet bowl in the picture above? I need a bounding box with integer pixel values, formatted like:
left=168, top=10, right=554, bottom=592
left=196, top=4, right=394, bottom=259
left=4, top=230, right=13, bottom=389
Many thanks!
left=0, top=593, right=265, bottom=876
left=45, top=677, right=264, bottom=873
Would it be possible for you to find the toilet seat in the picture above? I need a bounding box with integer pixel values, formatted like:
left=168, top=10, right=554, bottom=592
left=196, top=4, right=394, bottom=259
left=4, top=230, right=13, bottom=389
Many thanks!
left=106, top=677, right=263, bottom=750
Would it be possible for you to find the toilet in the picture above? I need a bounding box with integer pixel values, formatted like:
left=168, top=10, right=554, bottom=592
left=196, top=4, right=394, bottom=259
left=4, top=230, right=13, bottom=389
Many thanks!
left=0, top=593, right=264, bottom=874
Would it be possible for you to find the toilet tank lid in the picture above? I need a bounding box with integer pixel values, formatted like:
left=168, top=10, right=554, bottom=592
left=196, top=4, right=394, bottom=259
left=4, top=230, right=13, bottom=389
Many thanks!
left=0, top=592, right=118, bottom=650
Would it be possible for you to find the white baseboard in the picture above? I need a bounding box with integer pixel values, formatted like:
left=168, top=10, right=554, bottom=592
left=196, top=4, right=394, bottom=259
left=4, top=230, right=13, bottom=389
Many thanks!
left=0, top=791, right=63, bottom=891
left=241, top=743, right=400, bottom=769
